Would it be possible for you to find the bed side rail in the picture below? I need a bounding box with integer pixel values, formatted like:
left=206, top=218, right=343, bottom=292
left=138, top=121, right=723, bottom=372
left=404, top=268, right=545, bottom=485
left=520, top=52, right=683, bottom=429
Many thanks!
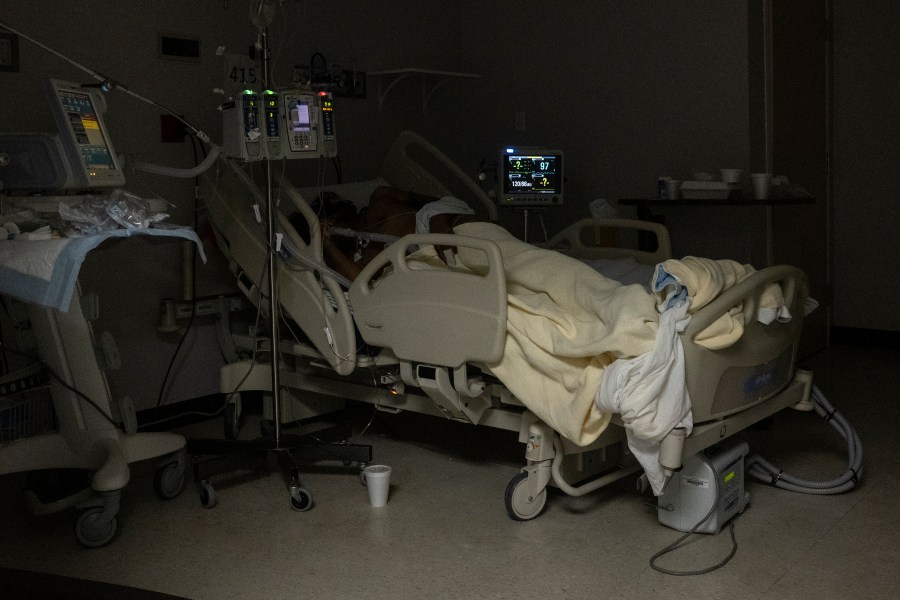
left=381, top=130, right=497, bottom=222
left=681, top=264, right=809, bottom=422
left=349, top=234, right=507, bottom=368
left=275, top=176, right=359, bottom=375
left=546, top=218, right=672, bottom=265
left=684, top=264, right=808, bottom=344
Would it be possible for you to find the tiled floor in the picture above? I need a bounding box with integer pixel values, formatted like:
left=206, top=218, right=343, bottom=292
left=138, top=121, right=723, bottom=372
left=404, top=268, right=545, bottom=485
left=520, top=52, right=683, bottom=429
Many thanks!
left=0, top=344, right=896, bottom=599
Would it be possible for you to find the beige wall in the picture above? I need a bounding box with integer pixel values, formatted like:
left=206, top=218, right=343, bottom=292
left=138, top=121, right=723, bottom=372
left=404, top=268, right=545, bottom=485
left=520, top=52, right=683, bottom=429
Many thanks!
left=831, top=3, right=900, bottom=332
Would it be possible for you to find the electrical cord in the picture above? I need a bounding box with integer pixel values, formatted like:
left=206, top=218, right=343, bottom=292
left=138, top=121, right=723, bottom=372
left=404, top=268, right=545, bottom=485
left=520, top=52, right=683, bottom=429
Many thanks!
left=155, top=136, right=203, bottom=409
left=0, top=344, right=122, bottom=430
left=650, top=472, right=739, bottom=576
left=651, top=385, right=860, bottom=575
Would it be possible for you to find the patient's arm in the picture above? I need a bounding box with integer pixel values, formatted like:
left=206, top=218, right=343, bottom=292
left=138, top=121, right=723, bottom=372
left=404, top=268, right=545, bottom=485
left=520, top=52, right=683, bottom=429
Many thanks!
left=321, top=222, right=364, bottom=281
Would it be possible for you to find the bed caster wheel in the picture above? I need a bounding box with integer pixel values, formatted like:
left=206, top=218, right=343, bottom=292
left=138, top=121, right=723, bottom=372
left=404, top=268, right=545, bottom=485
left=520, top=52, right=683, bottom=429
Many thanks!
left=74, top=506, right=118, bottom=548
left=153, top=461, right=186, bottom=500
left=289, top=485, right=313, bottom=512
left=199, top=480, right=217, bottom=509
left=504, top=471, right=547, bottom=521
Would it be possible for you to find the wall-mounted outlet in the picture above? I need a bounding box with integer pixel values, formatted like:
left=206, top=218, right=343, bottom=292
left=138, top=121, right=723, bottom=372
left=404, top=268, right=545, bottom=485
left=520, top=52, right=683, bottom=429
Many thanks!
left=515, top=110, right=526, bottom=132
left=332, top=68, right=367, bottom=98
left=353, top=70, right=366, bottom=98
left=292, top=65, right=311, bottom=85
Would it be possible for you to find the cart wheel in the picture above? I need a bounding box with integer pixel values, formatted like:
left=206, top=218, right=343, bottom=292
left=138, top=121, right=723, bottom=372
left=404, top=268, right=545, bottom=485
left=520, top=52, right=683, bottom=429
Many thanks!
left=224, top=401, right=242, bottom=440
left=289, top=485, right=313, bottom=512
left=74, top=506, right=118, bottom=548
left=504, top=471, right=547, bottom=521
left=153, top=461, right=186, bottom=500
left=199, top=480, right=217, bottom=509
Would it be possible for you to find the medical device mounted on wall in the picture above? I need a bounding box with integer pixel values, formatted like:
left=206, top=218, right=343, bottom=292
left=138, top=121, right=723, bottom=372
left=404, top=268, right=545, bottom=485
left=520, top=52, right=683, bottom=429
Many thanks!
left=0, top=80, right=126, bottom=191
left=497, top=146, right=563, bottom=206
left=222, top=87, right=337, bottom=161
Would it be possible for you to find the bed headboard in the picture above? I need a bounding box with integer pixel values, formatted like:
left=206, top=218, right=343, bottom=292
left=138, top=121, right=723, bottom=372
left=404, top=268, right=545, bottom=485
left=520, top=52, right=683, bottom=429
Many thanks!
left=381, top=130, right=497, bottom=223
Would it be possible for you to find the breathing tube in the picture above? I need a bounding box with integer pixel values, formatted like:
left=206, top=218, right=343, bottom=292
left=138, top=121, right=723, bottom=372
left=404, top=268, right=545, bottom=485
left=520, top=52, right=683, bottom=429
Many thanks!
left=329, top=227, right=399, bottom=245
left=129, top=146, right=222, bottom=179
left=746, top=385, right=863, bottom=494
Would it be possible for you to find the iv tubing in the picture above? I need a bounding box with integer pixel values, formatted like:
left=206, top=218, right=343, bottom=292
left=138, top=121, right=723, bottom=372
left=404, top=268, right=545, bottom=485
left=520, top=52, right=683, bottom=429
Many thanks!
left=329, top=227, right=399, bottom=245
left=129, top=146, right=222, bottom=178
left=223, top=158, right=353, bottom=290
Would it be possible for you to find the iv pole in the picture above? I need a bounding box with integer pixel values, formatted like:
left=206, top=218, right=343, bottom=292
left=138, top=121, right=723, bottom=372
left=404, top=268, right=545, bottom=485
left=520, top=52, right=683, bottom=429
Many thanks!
left=259, top=26, right=283, bottom=451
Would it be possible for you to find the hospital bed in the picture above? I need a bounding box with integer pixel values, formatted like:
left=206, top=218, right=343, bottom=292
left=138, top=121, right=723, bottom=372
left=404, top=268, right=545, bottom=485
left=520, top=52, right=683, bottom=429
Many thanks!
left=201, top=130, right=810, bottom=519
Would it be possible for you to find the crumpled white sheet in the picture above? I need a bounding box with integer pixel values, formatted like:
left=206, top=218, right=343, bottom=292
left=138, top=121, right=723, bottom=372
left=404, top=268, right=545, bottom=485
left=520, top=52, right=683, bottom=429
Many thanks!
left=415, top=196, right=475, bottom=234
left=596, top=299, right=692, bottom=495
left=598, top=256, right=799, bottom=495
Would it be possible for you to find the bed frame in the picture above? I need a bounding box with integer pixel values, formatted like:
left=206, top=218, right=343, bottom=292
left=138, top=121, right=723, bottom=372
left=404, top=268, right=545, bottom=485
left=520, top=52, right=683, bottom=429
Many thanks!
left=201, top=130, right=811, bottom=520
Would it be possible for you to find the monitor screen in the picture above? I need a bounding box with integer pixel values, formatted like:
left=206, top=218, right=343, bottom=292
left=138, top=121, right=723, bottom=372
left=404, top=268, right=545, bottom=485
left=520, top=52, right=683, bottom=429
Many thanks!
left=288, top=99, right=311, bottom=133
left=43, top=79, right=125, bottom=188
left=498, top=147, right=563, bottom=206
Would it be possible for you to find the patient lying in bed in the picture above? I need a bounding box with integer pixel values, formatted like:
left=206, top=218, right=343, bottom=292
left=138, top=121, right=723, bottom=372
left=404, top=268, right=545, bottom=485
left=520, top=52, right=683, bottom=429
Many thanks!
left=300, top=186, right=476, bottom=281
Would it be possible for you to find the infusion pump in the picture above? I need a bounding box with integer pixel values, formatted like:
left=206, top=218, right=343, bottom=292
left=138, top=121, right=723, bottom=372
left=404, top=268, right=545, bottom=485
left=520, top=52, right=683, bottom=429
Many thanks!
left=223, top=88, right=337, bottom=161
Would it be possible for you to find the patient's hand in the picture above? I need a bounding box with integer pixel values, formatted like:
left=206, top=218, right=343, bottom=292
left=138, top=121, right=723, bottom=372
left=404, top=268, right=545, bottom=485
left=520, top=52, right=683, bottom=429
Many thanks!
left=319, top=219, right=336, bottom=246
left=319, top=219, right=363, bottom=281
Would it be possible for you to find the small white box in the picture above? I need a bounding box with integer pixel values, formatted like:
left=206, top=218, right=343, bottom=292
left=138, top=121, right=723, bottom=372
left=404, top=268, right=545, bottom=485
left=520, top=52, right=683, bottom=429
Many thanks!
left=679, top=180, right=740, bottom=200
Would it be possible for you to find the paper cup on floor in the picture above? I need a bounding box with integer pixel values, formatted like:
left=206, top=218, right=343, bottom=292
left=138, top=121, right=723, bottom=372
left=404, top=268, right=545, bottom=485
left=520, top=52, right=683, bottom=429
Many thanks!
left=751, top=173, right=772, bottom=199
left=364, top=465, right=392, bottom=507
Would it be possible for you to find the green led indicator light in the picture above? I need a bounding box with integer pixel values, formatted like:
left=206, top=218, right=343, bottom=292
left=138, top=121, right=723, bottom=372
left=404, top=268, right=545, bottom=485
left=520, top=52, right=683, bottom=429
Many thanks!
left=724, top=471, right=735, bottom=483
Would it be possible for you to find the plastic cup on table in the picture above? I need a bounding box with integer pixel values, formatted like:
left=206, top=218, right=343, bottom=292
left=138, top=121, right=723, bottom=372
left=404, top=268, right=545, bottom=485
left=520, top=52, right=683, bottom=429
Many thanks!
left=665, top=179, right=681, bottom=200
left=751, top=173, right=772, bottom=200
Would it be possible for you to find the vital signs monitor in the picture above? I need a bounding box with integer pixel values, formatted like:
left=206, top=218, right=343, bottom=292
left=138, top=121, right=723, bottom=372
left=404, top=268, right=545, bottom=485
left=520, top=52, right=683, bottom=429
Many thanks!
left=497, top=147, right=563, bottom=206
